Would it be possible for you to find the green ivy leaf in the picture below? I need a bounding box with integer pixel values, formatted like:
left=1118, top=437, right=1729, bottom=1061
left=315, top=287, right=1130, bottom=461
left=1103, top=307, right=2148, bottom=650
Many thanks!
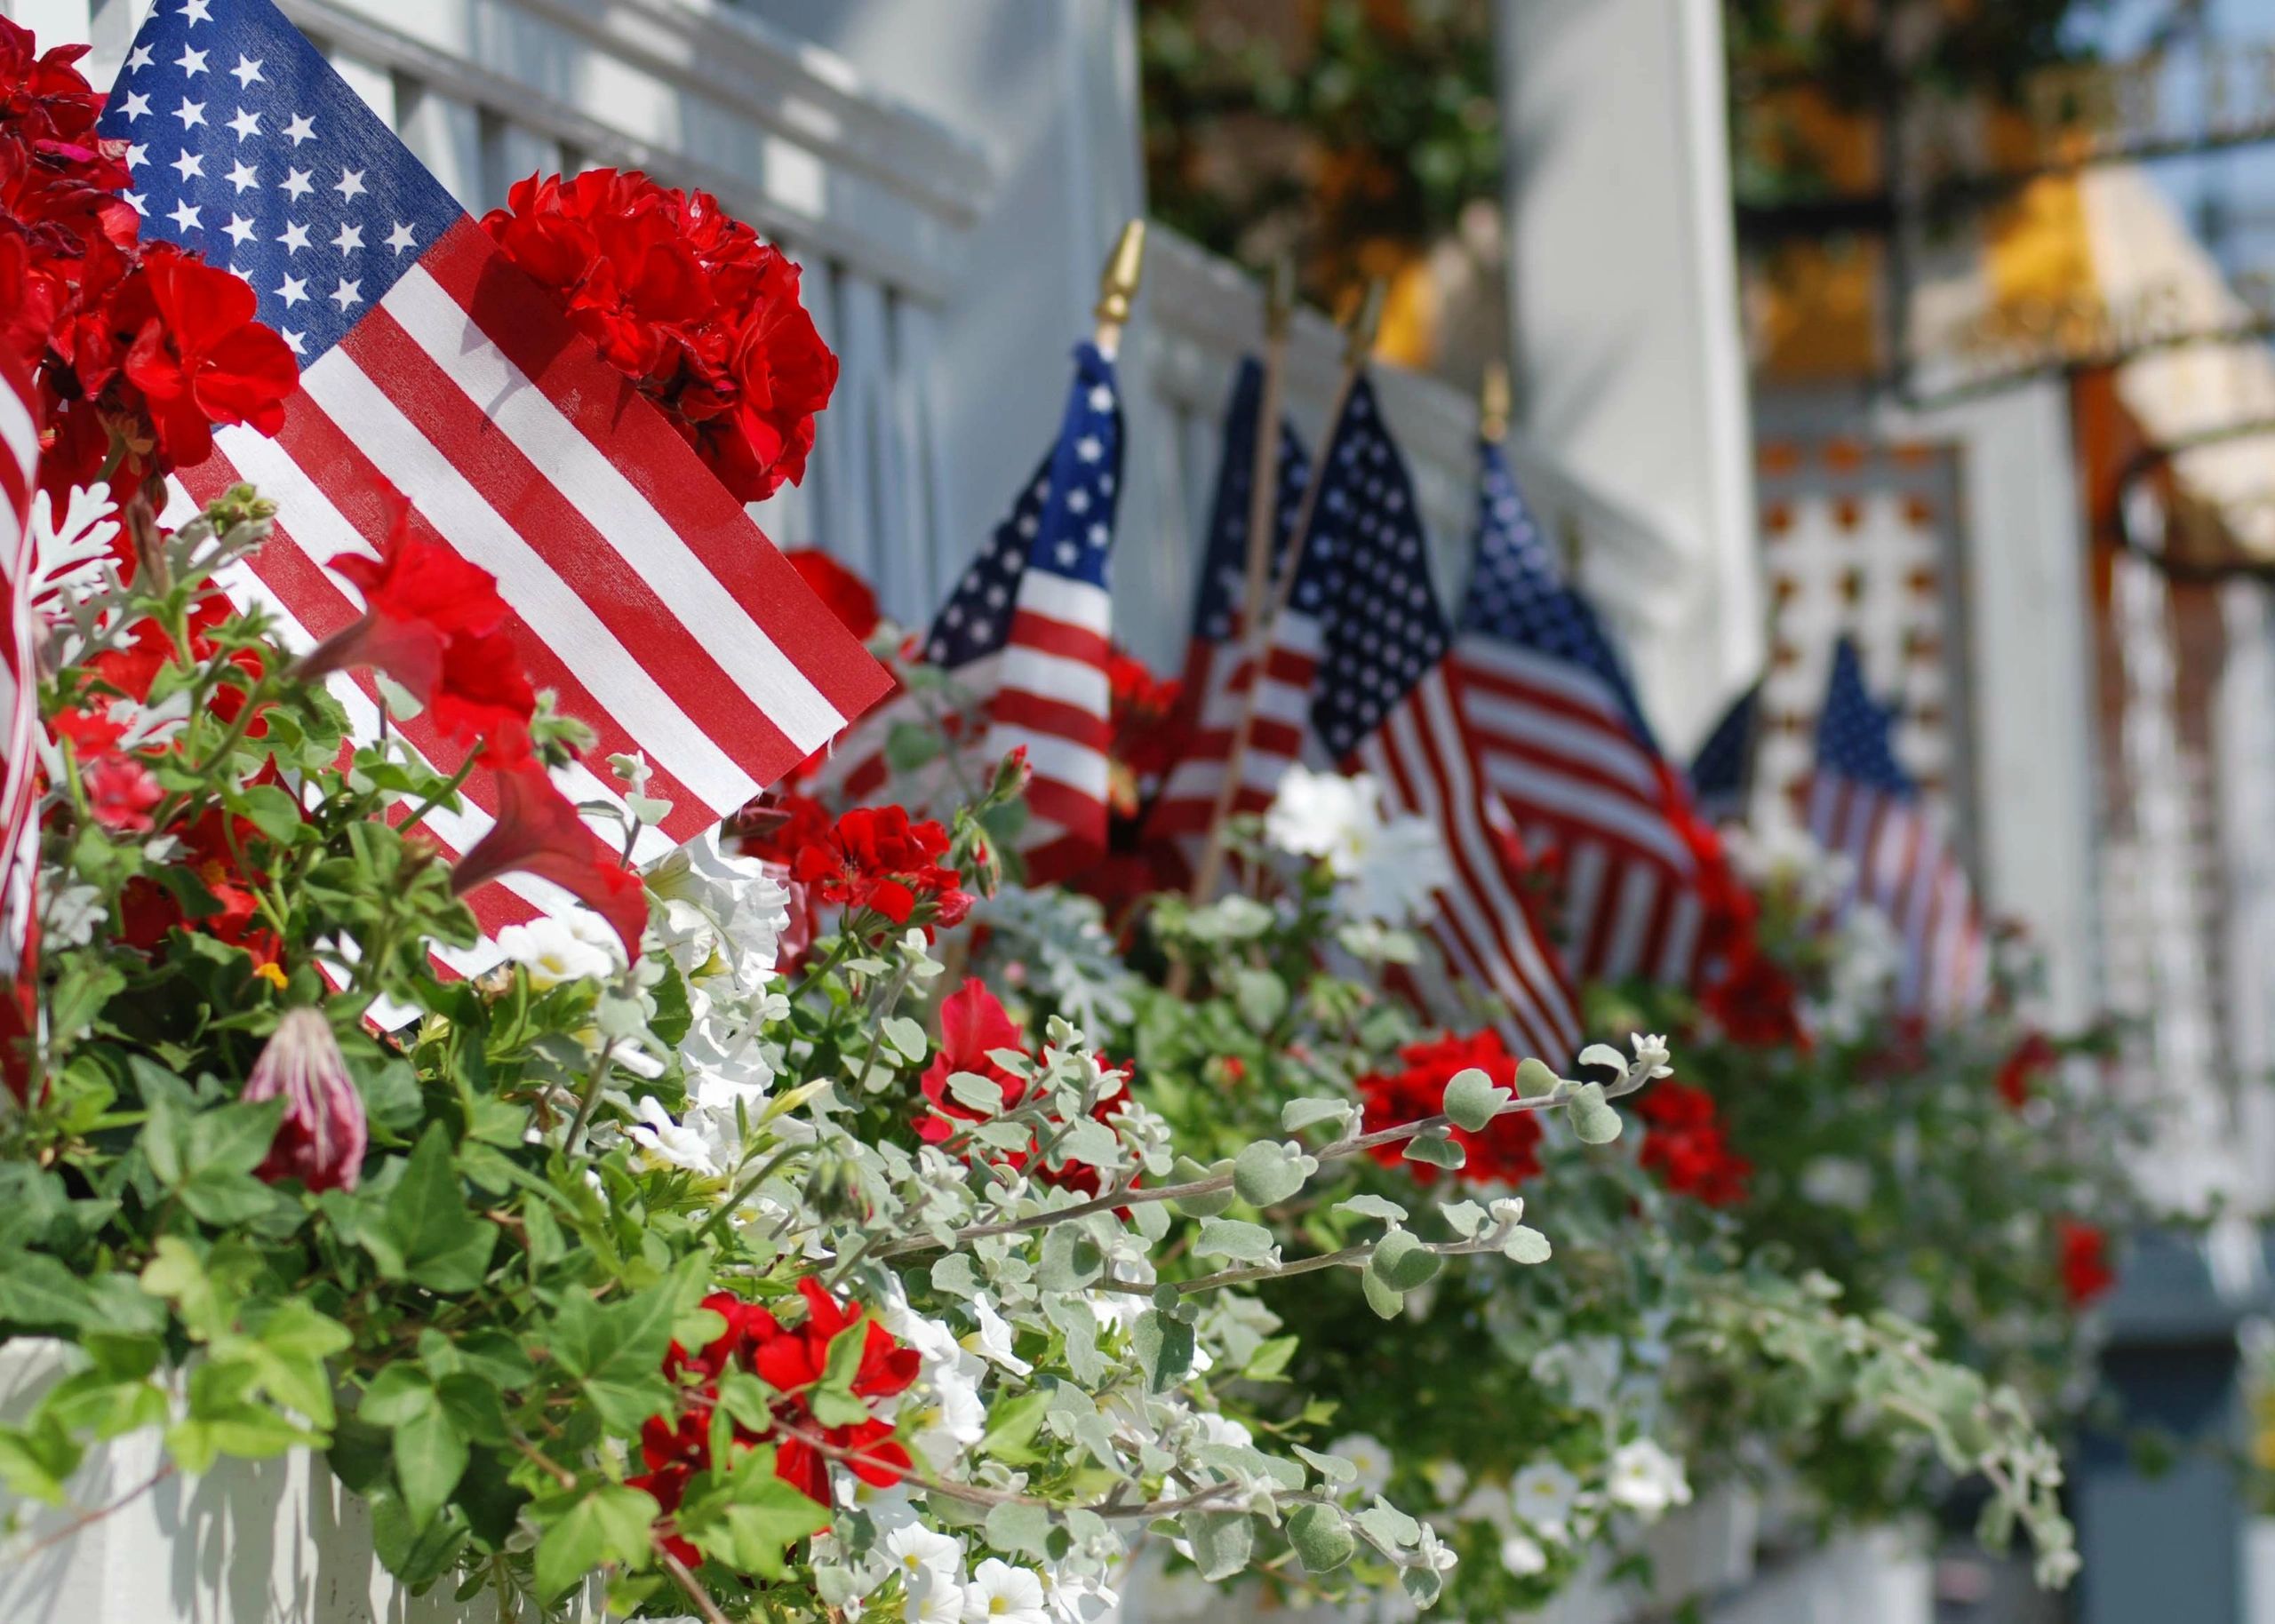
left=380, top=1126, right=496, bottom=1293
left=392, top=1392, right=468, bottom=1529
left=549, top=1286, right=677, bottom=1434
left=534, top=1484, right=659, bottom=1601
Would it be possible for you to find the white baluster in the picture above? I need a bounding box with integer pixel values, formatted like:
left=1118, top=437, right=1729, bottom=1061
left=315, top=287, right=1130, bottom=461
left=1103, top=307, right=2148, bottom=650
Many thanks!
left=395, top=81, right=482, bottom=211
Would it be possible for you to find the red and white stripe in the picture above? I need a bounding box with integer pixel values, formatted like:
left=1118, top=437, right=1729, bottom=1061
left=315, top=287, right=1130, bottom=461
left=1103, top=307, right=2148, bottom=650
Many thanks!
left=1806, top=773, right=1989, bottom=1021
left=0, top=352, right=42, bottom=1049
left=1147, top=607, right=1323, bottom=849
left=985, top=569, right=1114, bottom=880
left=1354, top=665, right=1583, bottom=1065
left=1455, top=634, right=1710, bottom=988
left=179, top=219, right=890, bottom=959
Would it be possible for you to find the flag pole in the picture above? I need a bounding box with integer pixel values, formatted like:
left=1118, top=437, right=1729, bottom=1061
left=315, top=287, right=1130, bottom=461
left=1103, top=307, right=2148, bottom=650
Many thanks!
left=1092, top=219, right=1148, bottom=361
left=1479, top=359, right=1513, bottom=447
left=1180, top=277, right=1385, bottom=919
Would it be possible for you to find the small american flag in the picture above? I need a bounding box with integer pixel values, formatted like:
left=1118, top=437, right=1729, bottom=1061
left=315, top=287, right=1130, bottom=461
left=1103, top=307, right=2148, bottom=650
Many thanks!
left=101, top=0, right=890, bottom=962
left=1807, top=638, right=1987, bottom=1020
left=1309, top=380, right=1580, bottom=1063
left=0, top=351, right=40, bottom=1083
left=832, top=344, right=1123, bottom=883
left=1147, top=356, right=1312, bottom=852
left=1452, top=439, right=1719, bottom=990
left=1688, top=682, right=1760, bottom=826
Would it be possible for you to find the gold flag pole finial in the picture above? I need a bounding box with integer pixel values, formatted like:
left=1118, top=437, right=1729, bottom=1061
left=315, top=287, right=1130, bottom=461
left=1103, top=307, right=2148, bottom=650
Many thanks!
left=1263, top=255, right=1297, bottom=339
left=1480, top=361, right=1513, bottom=444
left=1342, top=278, right=1386, bottom=366
left=1092, top=219, right=1148, bottom=354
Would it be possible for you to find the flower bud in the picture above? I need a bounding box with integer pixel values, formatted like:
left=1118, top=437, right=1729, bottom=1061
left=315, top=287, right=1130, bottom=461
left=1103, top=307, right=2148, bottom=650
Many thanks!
left=992, top=744, right=1033, bottom=801
left=242, top=1008, right=367, bottom=1193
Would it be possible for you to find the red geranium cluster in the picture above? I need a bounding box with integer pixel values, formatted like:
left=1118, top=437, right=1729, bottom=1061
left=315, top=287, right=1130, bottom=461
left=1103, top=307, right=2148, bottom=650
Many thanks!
left=1106, top=649, right=1181, bottom=817
left=1, top=19, right=295, bottom=503
left=740, top=791, right=971, bottom=932
left=2056, top=1219, right=2115, bottom=1307
left=1997, top=1031, right=2058, bottom=1111
left=916, top=982, right=1128, bottom=1197
left=483, top=170, right=835, bottom=503
left=1355, top=1029, right=1544, bottom=1188
left=633, top=1282, right=919, bottom=1564
left=1635, top=1079, right=1750, bottom=1206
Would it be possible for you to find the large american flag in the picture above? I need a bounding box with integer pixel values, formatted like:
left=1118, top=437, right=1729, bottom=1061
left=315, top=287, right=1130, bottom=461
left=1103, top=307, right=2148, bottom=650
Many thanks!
left=831, top=344, right=1123, bottom=883
left=1452, top=439, right=1719, bottom=989
left=0, top=352, right=40, bottom=1087
left=101, top=0, right=890, bottom=961
left=1807, top=638, right=1987, bottom=1020
left=1688, top=681, right=1760, bottom=827
left=1309, top=380, right=1580, bottom=1063
left=1146, top=356, right=1312, bottom=853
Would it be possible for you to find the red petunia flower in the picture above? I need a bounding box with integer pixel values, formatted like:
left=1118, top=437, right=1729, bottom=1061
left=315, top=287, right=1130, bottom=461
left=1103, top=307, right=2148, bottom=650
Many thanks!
left=450, top=760, right=648, bottom=959
left=1355, top=1029, right=1545, bottom=1188
left=241, top=1008, right=368, bottom=1193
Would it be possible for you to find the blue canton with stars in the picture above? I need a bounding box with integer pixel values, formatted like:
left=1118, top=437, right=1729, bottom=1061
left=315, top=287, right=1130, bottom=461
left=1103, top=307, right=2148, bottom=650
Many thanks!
left=923, top=343, right=1122, bottom=666
left=1189, top=356, right=1311, bottom=645
left=1457, top=439, right=1659, bottom=752
left=1688, top=681, right=1760, bottom=820
left=98, top=0, right=464, bottom=365
left=1815, top=639, right=1916, bottom=796
left=1305, top=376, right=1449, bottom=760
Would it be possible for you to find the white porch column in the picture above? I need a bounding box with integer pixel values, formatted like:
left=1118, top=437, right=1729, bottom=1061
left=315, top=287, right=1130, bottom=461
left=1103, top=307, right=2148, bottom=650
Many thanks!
left=1492, top=0, right=1763, bottom=751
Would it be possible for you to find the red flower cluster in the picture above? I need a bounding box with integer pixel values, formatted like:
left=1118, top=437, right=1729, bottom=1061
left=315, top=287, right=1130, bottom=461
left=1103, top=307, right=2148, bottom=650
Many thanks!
left=120, top=806, right=284, bottom=973
left=916, top=982, right=1128, bottom=1197
left=53, top=705, right=159, bottom=832
left=632, top=1281, right=918, bottom=1563
left=1106, top=649, right=1181, bottom=817
left=1, top=20, right=294, bottom=503
left=740, top=792, right=971, bottom=931
left=483, top=170, right=835, bottom=503
left=1997, top=1031, right=2058, bottom=1111
left=2056, top=1219, right=2115, bottom=1307
left=302, top=498, right=537, bottom=765
left=1635, top=1079, right=1750, bottom=1206
left=1355, top=1030, right=1544, bottom=1188
left=783, top=548, right=882, bottom=642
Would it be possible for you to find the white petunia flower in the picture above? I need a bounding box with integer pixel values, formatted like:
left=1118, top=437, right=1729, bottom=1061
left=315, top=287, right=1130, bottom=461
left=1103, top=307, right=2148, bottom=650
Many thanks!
left=970, top=1295, right=1034, bottom=1376
left=1041, top=1569, right=1119, bottom=1624
left=38, top=880, right=106, bottom=950
left=962, top=1558, right=1049, bottom=1624
left=1497, top=1531, right=1548, bottom=1577
left=497, top=912, right=622, bottom=990
left=1424, top=1459, right=1468, bottom=1505
left=1329, top=1431, right=1393, bottom=1499
left=624, top=1096, right=721, bottom=1176
left=882, top=1523, right=962, bottom=1589
left=1509, top=1461, right=1579, bottom=1541
left=1800, top=1155, right=1872, bottom=1210
left=1264, top=765, right=1450, bottom=925
left=908, top=1574, right=965, bottom=1624
left=1605, top=1439, right=1691, bottom=1517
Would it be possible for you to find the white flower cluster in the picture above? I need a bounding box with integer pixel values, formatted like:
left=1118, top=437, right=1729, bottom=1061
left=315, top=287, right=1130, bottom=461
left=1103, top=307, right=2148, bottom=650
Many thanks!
left=1265, top=765, right=1452, bottom=926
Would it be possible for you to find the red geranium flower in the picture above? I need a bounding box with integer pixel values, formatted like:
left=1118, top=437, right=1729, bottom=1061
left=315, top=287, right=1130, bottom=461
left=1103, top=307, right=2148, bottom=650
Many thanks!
left=916, top=982, right=1128, bottom=1196
left=116, top=245, right=296, bottom=468
left=2057, top=1219, right=2116, bottom=1307
left=1356, top=1029, right=1544, bottom=1188
left=1998, top=1031, right=2058, bottom=1111
left=1636, top=1079, right=1750, bottom=1206
left=760, top=799, right=970, bottom=933
left=783, top=548, right=880, bottom=641
left=630, top=1280, right=919, bottom=1562
left=450, top=760, right=648, bottom=959
left=482, top=169, right=836, bottom=503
